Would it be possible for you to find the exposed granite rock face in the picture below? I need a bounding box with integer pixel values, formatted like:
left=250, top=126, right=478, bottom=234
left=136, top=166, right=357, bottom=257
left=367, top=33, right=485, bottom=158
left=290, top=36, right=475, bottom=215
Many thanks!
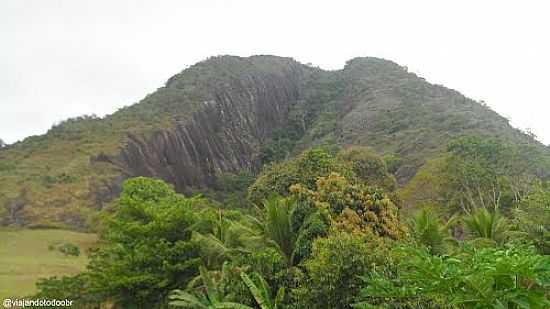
left=117, top=57, right=308, bottom=192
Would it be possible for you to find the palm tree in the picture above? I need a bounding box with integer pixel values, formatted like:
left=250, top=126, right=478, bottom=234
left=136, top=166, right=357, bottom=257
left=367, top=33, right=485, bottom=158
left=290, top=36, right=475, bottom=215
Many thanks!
left=261, top=196, right=296, bottom=266
left=240, top=272, right=285, bottom=309
left=409, top=208, right=458, bottom=255
left=463, top=207, right=510, bottom=245
left=170, top=265, right=252, bottom=309
left=246, top=195, right=324, bottom=267
left=192, top=210, right=254, bottom=268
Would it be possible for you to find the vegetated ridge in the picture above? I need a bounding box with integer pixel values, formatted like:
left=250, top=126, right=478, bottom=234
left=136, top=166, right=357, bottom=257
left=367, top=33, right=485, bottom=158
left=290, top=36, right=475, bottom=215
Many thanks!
left=0, top=55, right=543, bottom=228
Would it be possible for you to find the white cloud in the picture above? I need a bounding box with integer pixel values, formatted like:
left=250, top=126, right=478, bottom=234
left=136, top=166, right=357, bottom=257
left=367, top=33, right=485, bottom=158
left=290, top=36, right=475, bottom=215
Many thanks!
left=1, top=0, right=549, bottom=144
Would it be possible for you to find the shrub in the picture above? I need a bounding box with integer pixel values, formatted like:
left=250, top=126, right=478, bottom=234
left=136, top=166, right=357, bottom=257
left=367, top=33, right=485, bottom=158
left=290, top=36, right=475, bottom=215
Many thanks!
left=58, top=243, right=80, bottom=257
left=354, top=244, right=550, bottom=308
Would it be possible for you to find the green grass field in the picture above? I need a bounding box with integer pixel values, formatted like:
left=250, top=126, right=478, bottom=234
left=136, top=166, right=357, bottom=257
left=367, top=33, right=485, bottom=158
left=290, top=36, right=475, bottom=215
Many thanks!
left=0, top=229, right=97, bottom=299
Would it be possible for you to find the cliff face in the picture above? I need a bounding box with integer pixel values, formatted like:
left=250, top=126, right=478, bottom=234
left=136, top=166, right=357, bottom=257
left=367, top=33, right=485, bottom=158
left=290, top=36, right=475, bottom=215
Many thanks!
left=117, top=59, right=307, bottom=191
left=0, top=55, right=542, bottom=229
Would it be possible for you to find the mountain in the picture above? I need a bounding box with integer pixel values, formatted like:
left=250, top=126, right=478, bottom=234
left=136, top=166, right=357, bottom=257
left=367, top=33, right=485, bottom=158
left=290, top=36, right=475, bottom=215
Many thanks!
left=0, top=55, right=543, bottom=229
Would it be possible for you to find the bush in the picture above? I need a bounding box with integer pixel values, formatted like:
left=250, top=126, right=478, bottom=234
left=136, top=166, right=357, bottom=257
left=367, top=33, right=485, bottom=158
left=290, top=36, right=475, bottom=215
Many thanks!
left=58, top=243, right=80, bottom=257
left=293, top=232, right=390, bottom=309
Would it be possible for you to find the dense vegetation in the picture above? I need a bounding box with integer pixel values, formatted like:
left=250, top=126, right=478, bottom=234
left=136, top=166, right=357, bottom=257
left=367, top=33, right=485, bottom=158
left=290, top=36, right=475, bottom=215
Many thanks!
left=29, top=143, right=550, bottom=308
left=2, top=55, right=550, bottom=307
left=1, top=55, right=544, bottom=230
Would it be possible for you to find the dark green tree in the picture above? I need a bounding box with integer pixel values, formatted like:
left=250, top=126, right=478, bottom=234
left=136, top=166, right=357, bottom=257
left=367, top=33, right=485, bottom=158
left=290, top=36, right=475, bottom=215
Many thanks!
left=85, top=177, right=202, bottom=308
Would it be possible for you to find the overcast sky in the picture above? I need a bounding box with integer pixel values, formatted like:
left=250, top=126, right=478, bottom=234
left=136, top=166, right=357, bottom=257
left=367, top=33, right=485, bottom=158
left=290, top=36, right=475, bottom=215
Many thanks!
left=1, top=0, right=549, bottom=145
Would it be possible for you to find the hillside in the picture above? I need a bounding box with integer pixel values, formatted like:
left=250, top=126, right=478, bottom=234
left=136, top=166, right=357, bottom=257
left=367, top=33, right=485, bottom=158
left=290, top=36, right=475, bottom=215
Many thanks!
left=0, top=55, right=543, bottom=229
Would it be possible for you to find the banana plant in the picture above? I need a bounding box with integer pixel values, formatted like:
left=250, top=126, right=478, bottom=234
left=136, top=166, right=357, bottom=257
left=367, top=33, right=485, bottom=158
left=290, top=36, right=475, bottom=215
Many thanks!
left=170, top=265, right=252, bottom=309
left=240, top=272, right=285, bottom=309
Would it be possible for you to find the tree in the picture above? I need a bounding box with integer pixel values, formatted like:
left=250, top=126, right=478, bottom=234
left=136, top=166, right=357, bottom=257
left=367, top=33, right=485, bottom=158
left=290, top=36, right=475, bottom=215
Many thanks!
left=514, top=182, right=550, bottom=254
left=404, top=136, right=549, bottom=213
left=290, top=173, right=404, bottom=239
left=445, top=136, right=507, bottom=211
left=85, top=177, right=203, bottom=308
left=191, top=209, right=255, bottom=268
left=445, top=136, right=550, bottom=211
left=337, top=146, right=397, bottom=191
left=294, top=232, right=389, bottom=309
left=409, top=208, right=458, bottom=255
left=247, top=195, right=328, bottom=268
left=463, top=207, right=511, bottom=246
left=33, top=274, right=101, bottom=308
left=248, top=147, right=398, bottom=205
left=248, top=148, right=346, bottom=204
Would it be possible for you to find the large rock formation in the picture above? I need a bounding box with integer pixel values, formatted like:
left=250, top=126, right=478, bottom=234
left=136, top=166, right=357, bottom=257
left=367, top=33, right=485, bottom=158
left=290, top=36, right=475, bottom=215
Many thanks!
left=118, top=63, right=304, bottom=191
left=0, top=55, right=541, bottom=228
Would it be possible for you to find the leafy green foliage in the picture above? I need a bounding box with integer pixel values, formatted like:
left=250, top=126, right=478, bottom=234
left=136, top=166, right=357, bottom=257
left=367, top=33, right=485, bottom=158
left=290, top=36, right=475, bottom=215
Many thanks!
left=463, top=207, right=511, bottom=246
left=27, top=142, right=550, bottom=308
left=402, top=136, right=550, bottom=213
left=409, top=208, right=458, bottom=255
left=446, top=136, right=511, bottom=210
left=294, top=232, right=390, bottom=309
left=290, top=173, right=404, bottom=239
left=241, top=272, right=285, bottom=309
left=57, top=243, right=81, bottom=257
left=249, top=147, right=399, bottom=206
left=191, top=209, right=254, bottom=268
left=30, top=177, right=204, bottom=308
left=248, top=195, right=329, bottom=267
left=513, top=182, right=550, bottom=254
left=208, top=171, right=256, bottom=208
left=337, top=146, right=397, bottom=191
left=248, top=148, right=346, bottom=204
left=170, top=265, right=252, bottom=309
left=354, top=244, right=550, bottom=309
left=383, top=154, right=402, bottom=174
left=33, top=274, right=101, bottom=308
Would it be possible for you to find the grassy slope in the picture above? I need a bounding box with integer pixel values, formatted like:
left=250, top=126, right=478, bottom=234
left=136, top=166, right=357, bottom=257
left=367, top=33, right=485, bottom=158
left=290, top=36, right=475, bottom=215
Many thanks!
left=0, top=229, right=97, bottom=299
left=0, top=58, right=213, bottom=228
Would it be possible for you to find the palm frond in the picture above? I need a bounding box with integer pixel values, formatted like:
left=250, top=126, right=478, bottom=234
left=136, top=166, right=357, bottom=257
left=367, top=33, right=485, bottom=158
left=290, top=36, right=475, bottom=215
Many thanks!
left=169, top=289, right=208, bottom=308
